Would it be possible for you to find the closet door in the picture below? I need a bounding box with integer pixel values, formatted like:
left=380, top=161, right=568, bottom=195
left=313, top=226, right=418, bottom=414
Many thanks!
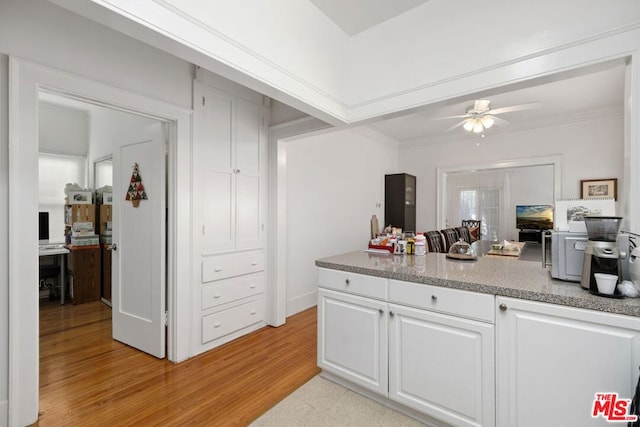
left=235, top=98, right=263, bottom=249
left=196, top=84, right=235, bottom=253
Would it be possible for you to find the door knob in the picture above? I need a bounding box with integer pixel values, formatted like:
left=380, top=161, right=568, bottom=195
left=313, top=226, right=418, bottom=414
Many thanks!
left=110, top=243, right=117, bottom=251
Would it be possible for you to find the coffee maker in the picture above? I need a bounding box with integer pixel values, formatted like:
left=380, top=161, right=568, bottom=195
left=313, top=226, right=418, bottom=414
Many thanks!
left=580, top=216, right=626, bottom=291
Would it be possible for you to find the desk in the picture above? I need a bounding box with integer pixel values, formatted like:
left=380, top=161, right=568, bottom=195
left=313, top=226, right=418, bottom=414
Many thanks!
left=39, top=246, right=70, bottom=304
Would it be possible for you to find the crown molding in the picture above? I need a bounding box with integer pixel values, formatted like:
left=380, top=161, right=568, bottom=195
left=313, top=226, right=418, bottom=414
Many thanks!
left=150, top=0, right=348, bottom=107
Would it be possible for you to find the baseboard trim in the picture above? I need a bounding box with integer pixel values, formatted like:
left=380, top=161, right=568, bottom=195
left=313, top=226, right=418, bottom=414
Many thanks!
left=286, top=290, right=317, bottom=317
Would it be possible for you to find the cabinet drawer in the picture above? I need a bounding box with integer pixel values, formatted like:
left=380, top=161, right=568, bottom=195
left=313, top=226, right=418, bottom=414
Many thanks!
left=202, top=250, right=264, bottom=283
left=318, top=268, right=387, bottom=300
left=389, top=280, right=494, bottom=323
left=201, top=298, right=264, bottom=344
left=202, top=272, right=264, bottom=310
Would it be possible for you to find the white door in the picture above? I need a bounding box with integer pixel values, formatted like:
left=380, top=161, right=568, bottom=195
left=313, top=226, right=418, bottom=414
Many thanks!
left=496, top=297, right=640, bottom=427
left=317, top=288, right=388, bottom=395
left=389, top=304, right=495, bottom=427
left=112, top=122, right=166, bottom=358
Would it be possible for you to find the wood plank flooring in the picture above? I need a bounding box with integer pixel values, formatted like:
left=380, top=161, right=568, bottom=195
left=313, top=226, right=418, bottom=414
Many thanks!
left=36, top=300, right=320, bottom=426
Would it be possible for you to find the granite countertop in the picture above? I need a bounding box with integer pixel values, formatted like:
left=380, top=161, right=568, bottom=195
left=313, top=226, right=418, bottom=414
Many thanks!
left=315, top=250, right=640, bottom=317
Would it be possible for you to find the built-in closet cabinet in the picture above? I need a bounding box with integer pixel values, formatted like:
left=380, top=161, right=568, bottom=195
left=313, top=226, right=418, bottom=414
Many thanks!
left=192, top=70, right=268, bottom=356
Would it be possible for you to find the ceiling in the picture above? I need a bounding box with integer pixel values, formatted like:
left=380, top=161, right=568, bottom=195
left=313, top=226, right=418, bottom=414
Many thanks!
left=308, top=1, right=625, bottom=143
left=309, top=0, right=430, bottom=36
left=370, top=60, right=626, bottom=142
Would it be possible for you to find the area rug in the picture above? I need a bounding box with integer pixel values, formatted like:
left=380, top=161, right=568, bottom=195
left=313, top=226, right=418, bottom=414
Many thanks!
left=250, top=375, right=425, bottom=426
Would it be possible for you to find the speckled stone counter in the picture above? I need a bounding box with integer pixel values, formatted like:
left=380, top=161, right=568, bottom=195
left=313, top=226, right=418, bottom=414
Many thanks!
left=316, top=250, right=640, bottom=317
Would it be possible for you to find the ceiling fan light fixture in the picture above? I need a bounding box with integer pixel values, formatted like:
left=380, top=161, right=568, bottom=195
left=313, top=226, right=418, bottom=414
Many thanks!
left=473, top=121, right=484, bottom=133
left=481, top=116, right=495, bottom=129
left=463, top=120, right=475, bottom=132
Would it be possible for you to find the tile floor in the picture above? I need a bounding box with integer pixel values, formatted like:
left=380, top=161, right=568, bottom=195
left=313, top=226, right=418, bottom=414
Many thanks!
left=251, top=376, right=426, bottom=426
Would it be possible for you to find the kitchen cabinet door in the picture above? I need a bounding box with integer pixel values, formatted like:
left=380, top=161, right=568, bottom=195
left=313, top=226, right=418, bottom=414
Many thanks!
left=496, top=297, right=640, bottom=427
left=389, top=304, right=495, bottom=427
left=318, top=288, right=388, bottom=396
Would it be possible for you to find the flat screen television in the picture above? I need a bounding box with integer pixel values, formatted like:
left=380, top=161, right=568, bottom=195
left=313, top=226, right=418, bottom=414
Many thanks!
left=39, top=211, right=50, bottom=243
left=516, top=205, right=554, bottom=231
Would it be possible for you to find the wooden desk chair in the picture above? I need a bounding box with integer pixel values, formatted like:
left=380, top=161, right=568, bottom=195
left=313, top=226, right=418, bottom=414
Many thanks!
left=425, top=230, right=446, bottom=253
left=441, top=228, right=460, bottom=252
left=455, top=226, right=472, bottom=244
left=461, top=219, right=482, bottom=241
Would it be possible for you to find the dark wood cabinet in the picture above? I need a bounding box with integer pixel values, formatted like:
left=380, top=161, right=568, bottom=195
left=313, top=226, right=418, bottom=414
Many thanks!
left=102, top=245, right=112, bottom=301
left=67, top=245, right=101, bottom=304
left=385, top=173, right=416, bottom=232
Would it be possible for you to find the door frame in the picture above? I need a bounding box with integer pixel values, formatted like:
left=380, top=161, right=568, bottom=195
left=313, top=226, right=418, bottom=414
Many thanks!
left=8, top=57, right=192, bottom=426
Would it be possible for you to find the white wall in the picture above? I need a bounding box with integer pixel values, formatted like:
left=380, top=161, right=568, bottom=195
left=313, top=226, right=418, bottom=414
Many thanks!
left=88, top=107, right=159, bottom=186
left=38, top=102, right=89, bottom=155
left=0, top=54, right=8, bottom=424
left=0, top=0, right=195, bottom=420
left=400, top=115, right=624, bottom=232
left=285, top=127, right=398, bottom=315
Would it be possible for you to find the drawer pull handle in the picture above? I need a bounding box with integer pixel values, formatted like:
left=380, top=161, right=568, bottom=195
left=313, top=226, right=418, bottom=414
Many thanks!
left=431, top=295, right=437, bottom=302
left=499, top=303, right=508, bottom=312
left=213, top=322, right=221, bottom=328
left=345, top=279, right=350, bottom=285
left=214, top=267, right=222, bottom=272
left=250, top=284, right=256, bottom=289
left=251, top=310, right=257, bottom=315
left=251, top=261, right=258, bottom=266
left=213, top=294, right=221, bottom=299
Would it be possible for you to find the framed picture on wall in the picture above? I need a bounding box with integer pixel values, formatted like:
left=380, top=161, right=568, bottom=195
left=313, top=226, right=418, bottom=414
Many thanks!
left=580, top=178, right=617, bottom=200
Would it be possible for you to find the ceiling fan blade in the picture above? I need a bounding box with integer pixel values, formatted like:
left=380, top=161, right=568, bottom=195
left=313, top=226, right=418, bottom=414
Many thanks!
left=487, top=101, right=542, bottom=115
left=446, top=120, right=468, bottom=132
left=431, top=114, right=471, bottom=120
left=487, top=115, right=509, bottom=126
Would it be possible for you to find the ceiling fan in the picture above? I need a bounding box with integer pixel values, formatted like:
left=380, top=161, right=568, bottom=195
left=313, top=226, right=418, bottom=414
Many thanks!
left=435, top=99, right=542, bottom=133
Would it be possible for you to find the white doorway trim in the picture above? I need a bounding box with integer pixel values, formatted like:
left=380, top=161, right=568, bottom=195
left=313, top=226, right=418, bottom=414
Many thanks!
left=8, top=57, right=192, bottom=426
left=436, top=155, right=564, bottom=230
left=267, top=116, right=331, bottom=326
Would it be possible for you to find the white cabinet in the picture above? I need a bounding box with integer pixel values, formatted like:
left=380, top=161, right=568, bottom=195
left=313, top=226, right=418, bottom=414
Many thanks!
left=317, top=269, right=495, bottom=426
left=318, top=288, right=388, bottom=395
left=193, top=80, right=266, bottom=254
left=192, top=73, right=268, bottom=356
left=389, top=304, right=495, bottom=427
left=496, top=297, right=640, bottom=427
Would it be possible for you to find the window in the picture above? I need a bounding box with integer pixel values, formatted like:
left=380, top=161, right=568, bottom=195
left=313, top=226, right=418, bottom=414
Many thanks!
left=459, top=187, right=500, bottom=241
left=39, top=153, right=87, bottom=243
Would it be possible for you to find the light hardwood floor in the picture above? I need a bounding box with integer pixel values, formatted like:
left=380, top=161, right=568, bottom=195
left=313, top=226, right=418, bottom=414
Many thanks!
left=36, top=300, right=320, bottom=426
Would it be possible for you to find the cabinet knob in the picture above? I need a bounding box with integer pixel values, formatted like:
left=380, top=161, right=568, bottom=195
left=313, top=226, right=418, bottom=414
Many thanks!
left=213, top=322, right=221, bottom=328
left=431, top=295, right=437, bottom=302
left=379, top=308, right=383, bottom=315
left=389, top=311, right=394, bottom=317
left=214, top=267, right=222, bottom=272
left=110, top=243, right=117, bottom=251
left=345, top=279, right=350, bottom=285
left=213, top=294, right=221, bottom=299
left=499, top=303, right=508, bottom=312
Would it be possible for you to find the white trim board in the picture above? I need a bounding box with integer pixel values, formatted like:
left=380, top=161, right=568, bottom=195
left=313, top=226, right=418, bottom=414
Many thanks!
left=8, top=57, right=192, bottom=426
left=267, top=116, right=331, bottom=326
